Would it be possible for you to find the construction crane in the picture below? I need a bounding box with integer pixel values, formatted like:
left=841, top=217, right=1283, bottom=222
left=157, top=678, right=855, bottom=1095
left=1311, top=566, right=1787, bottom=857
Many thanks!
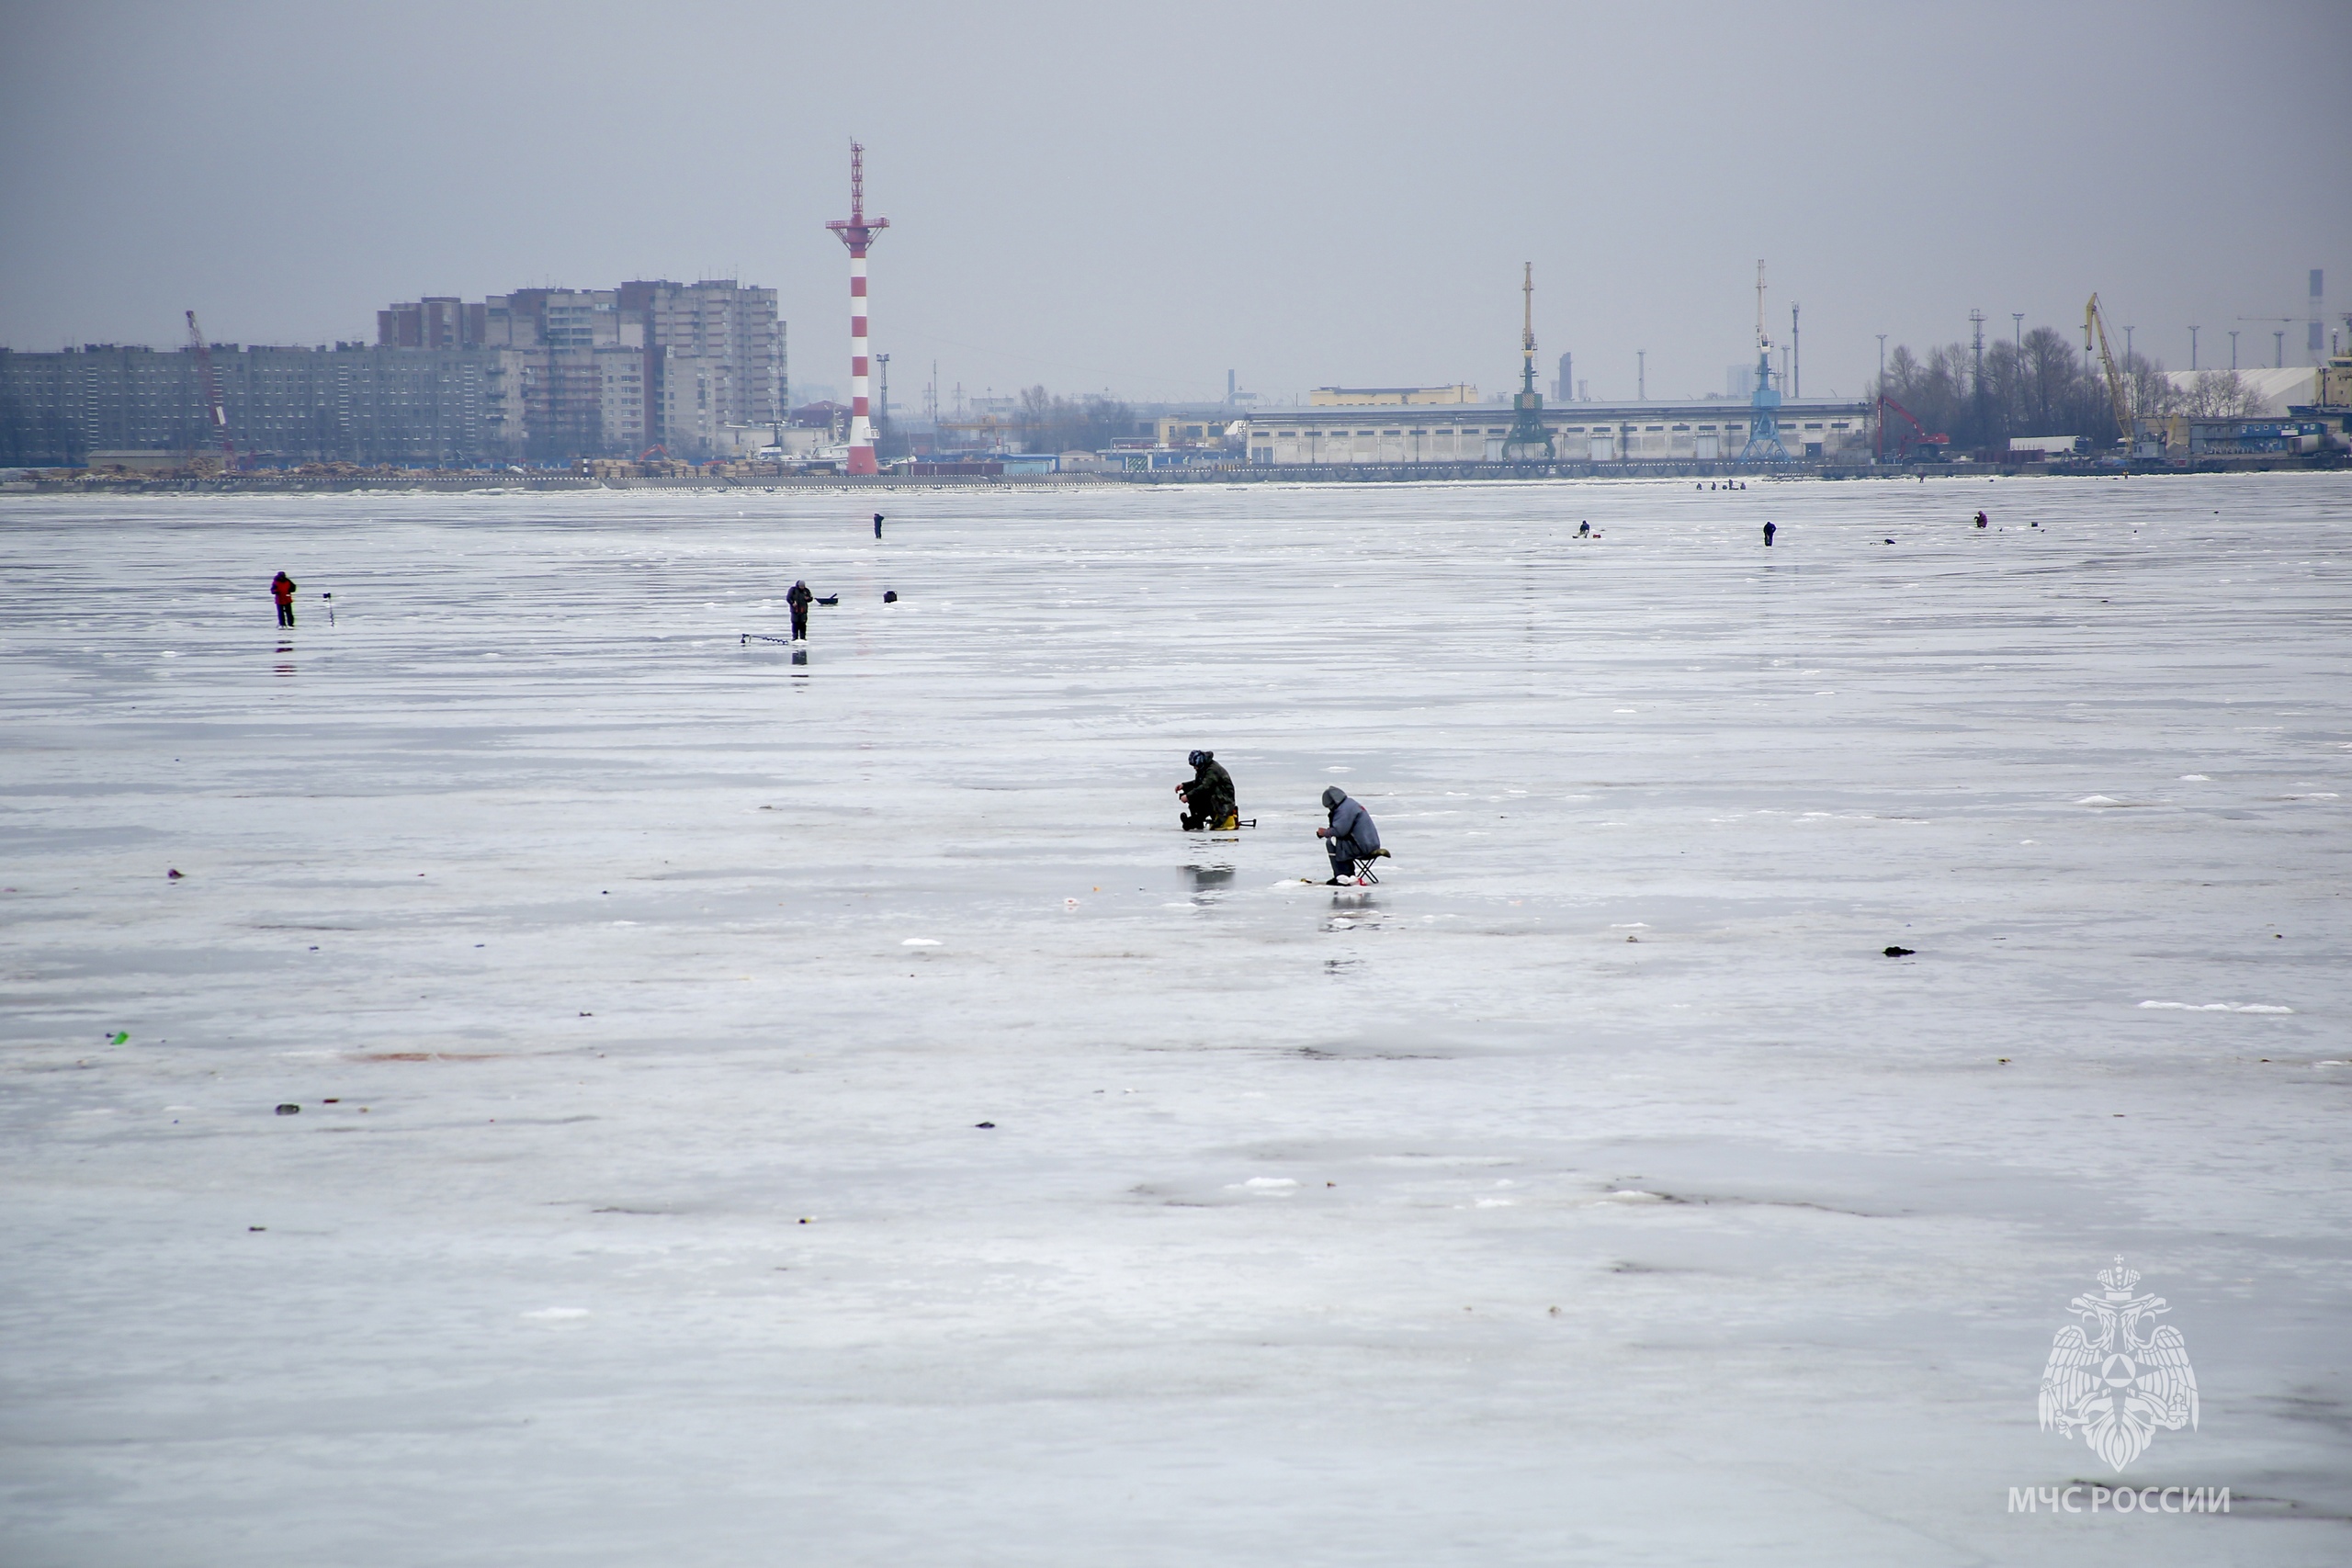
left=1874, top=394, right=1949, bottom=462
left=2082, top=294, right=2133, bottom=445
left=185, top=310, right=237, bottom=470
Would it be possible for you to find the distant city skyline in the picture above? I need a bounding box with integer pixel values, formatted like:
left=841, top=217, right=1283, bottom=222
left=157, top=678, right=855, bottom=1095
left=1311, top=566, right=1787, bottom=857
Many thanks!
left=4, top=0, right=2346, bottom=405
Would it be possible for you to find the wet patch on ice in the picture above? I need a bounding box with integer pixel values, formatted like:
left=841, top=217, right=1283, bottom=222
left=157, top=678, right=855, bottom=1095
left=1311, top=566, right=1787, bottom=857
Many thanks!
left=1600, top=1186, right=1896, bottom=1218
left=1292, top=1043, right=1446, bottom=1061
left=1125, top=1182, right=1234, bottom=1209
left=1363, top=1152, right=1518, bottom=1168
left=354, top=1051, right=498, bottom=1061
left=2139, top=1000, right=2294, bottom=1014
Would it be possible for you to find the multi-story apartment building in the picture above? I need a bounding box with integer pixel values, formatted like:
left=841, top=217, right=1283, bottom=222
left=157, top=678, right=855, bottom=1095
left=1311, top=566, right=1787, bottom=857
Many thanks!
left=476, top=290, right=655, bottom=460
left=616, top=279, right=784, bottom=441
left=486, top=289, right=626, bottom=351
left=378, top=298, right=486, bottom=350
left=0, top=278, right=786, bottom=466
left=0, top=348, right=82, bottom=465
left=595, top=344, right=653, bottom=456
left=0, top=343, right=524, bottom=468
left=329, top=346, right=523, bottom=467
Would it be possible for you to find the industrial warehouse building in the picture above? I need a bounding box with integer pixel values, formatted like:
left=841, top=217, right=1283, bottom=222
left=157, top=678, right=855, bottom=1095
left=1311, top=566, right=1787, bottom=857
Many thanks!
left=1240, top=399, right=1873, bottom=465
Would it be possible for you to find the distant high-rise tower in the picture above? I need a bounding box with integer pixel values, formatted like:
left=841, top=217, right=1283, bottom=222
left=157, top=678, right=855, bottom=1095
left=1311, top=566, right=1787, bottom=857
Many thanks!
left=2311, top=269, right=2325, bottom=363
left=1555, top=351, right=1573, bottom=402
left=826, top=142, right=889, bottom=476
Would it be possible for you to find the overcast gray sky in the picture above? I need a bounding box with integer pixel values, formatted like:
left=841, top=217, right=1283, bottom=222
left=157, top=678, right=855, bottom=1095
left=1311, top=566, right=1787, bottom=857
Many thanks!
left=5, top=0, right=2347, bottom=406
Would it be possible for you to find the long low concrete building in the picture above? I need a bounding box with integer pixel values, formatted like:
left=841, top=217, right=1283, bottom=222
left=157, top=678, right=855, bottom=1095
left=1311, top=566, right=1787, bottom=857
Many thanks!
left=1239, top=399, right=1873, bottom=465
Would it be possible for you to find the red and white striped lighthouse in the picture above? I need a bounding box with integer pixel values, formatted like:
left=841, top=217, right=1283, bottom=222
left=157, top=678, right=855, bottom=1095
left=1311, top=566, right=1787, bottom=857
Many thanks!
left=825, top=141, right=888, bottom=477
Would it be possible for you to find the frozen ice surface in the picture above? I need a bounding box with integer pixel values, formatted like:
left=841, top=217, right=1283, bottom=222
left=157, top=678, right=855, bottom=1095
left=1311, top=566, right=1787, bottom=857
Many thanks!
left=2, top=474, right=2347, bottom=1565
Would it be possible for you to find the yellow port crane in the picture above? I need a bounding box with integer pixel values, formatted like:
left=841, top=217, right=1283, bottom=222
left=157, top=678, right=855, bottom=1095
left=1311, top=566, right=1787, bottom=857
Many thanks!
left=2083, top=294, right=2134, bottom=446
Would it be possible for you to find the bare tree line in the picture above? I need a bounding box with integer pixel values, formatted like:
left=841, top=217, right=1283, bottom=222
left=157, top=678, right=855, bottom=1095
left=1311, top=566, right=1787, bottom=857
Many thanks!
left=1877, top=324, right=2270, bottom=451
left=1014, top=386, right=1137, bottom=454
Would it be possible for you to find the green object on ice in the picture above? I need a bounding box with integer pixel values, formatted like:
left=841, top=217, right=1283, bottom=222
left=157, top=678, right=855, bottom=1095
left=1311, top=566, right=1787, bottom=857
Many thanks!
left=110, top=1032, right=129, bottom=1045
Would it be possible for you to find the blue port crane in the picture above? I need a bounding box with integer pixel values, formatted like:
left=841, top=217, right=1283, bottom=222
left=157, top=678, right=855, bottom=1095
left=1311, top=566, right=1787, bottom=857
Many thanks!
left=1739, top=262, right=1788, bottom=461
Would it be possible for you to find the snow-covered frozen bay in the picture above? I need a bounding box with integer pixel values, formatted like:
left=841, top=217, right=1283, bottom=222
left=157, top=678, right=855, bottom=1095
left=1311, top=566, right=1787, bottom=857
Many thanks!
left=2, top=475, right=2347, bottom=1565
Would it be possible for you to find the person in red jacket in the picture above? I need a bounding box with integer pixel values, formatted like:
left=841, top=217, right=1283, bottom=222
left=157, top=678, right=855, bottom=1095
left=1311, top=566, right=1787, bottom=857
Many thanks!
left=270, top=571, right=297, bottom=627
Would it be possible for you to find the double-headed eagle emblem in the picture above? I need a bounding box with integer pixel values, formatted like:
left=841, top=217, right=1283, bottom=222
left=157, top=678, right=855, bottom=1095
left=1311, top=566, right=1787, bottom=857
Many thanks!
left=2039, top=1256, right=2199, bottom=1471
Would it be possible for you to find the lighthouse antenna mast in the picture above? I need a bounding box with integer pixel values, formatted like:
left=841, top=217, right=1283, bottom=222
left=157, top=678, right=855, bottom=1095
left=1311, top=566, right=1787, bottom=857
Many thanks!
left=825, top=141, right=890, bottom=476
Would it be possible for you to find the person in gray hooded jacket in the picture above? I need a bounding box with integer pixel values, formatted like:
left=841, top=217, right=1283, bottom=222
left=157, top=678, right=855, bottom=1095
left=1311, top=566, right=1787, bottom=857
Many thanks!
left=1317, top=785, right=1380, bottom=884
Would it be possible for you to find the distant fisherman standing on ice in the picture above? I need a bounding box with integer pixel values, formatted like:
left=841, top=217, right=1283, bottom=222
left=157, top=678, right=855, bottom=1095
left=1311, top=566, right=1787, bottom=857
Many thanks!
left=270, top=570, right=297, bottom=627
left=786, top=579, right=814, bottom=641
left=1177, top=750, right=1237, bottom=831
left=1317, top=785, right=1382, bottom=885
